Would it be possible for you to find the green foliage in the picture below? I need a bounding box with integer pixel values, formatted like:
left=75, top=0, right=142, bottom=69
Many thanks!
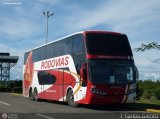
left=0, top=86, right=11, bottom=92
left=142, top=90, right=153, bottom=99
left=11, top=87, right=22, bottom=94
left=137, top=80, right=160, bottom=100
left=137, top=98, right=160, bottom=105
left=0, top=80, right=22, bottom=93
left=154, top=88, right=160, bottom=100
left=134, top=42, right=160, bottom=52
left=9, top=80, right=22, bottom=89
left=136, top=83, right=144, bottom=100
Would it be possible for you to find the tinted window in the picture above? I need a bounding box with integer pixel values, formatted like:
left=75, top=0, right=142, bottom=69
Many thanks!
left=86, top=33, right=132, bottom=56
left=46, top=43, right=54, bottom=59
left=37, top=71, right=56, bottom=85
left=88, top=59, right=136, bottom=84
left=63, top=37, right=72, bottom=54
left=24, top=52, right=30, bottom=64
left=33, top=47, right=46, bottom=62
left=72, top=34, right=85, bottom=74
left=30, top=33, right=86, bottom=65
left=72, top=34, right=83, bottom=53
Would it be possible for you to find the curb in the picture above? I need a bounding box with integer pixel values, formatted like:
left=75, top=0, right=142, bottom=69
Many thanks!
left=146, top=109, right=160, bottom=113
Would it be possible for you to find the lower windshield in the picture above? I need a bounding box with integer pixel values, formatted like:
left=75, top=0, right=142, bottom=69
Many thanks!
left=88, top=59, right=136, bottom=84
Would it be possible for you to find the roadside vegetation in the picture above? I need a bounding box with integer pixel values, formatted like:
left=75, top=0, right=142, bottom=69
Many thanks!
left=0, top=79, right=160, bottom=105
left=0, top=80, right=22, bottom=94
left=135, top=43, right=160, bottom=105
left=136, top=80, right=160, bottom=105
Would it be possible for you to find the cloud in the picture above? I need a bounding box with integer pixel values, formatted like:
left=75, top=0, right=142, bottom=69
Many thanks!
left=134, top=49, right=160, bottom=81
left=36, top=0, right=61, bottom=5
left=58, top=0, right=160, bottom=40
left=10, top=62, right=23, bottom=80
left=0, top=17, right=40, bottom=40
left=144, top=73, right=160, bottom=79
left=0, top=43, right=24, bottom=80
left=138, top=64, right=160, bottom=81
left=140, top=73, right=160, bottom=81
left=0, top=44, right=9, bottom=52
left=1, top=0, right=160, bottom=81
left=150, top=58, right=160, bottom=64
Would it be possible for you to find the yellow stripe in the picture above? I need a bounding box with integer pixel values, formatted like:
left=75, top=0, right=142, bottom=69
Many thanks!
left=11, top=93, right=22, bottom=96
left=146, top=109, right=160, bottom=113
left=62, top=70, right=81, bottom=95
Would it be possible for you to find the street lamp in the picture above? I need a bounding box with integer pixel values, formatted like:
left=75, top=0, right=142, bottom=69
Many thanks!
left=42, top=11, right=54, bottom=44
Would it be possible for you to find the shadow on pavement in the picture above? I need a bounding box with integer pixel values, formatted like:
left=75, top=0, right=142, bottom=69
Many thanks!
left=78, top=103, right=160, bottom=111
left=40, top=98, right=160, bottom=111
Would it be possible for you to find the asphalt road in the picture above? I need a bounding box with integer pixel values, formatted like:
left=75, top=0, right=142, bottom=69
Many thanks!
left=0, top=93, right=159, bottom=119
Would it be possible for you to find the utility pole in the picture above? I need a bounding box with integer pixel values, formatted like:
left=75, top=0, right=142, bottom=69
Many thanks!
left=42, top=11, right=54, bottom=44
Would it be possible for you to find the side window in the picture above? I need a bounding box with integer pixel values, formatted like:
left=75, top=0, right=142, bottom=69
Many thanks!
left=63, top=38, right=72, bottom=55
left=41, top=47, right=46, bottom=60
left=37, top=71, right=56, bottom=85
left=32, top=50, right=37, bottom=62
left=72, top=35, right=82, bottom=53
left=24, top=52, right=30, bottom=64
left=33, top=46, right=46, bottom=62
left=46, top=44, right=54, bottom=59
left=56, top=41, right=63, bottom=56
left=72, top=34, right=84, bottom=74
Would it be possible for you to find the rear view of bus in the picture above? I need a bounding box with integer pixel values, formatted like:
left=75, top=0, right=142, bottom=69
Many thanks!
left=80, top=31, right=138, bottom=104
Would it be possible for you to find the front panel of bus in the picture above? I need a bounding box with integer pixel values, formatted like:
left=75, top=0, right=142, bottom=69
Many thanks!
left=83, top=31, right=137, bottom=104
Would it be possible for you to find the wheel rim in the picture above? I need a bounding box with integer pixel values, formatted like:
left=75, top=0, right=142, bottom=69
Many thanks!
left=70, top=93, right=74, bottom=103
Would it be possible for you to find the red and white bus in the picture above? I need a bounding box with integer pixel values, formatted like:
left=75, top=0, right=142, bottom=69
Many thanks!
left=23, top=30, right=138, bottom=106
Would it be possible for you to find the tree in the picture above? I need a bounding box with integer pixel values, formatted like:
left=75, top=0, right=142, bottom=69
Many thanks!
left=136, top=80, right=144, bottom=100
left=154, top=88, right=160, bottom=100
left=134, top=42, right=160, bottom=52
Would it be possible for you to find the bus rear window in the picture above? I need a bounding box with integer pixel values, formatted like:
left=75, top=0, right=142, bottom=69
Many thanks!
left=86, top=33, right=133, bottom=56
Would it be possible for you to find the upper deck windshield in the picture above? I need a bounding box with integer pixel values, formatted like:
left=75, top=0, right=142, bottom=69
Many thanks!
left=85, top=33, right=133, bottom=56
left=85, top=32, right=135, bottom=84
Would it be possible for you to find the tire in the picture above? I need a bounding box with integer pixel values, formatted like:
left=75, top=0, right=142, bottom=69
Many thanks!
left=67, top=90, right=78, bottom=107
left=33, top=89, right=39, bottom=101
left=29, top=89, right=33, bottom=100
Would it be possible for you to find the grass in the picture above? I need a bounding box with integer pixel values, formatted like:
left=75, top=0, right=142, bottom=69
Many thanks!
left=136, top=98, right=160, bottom=106
left=118, top=98, right=160, bottom=111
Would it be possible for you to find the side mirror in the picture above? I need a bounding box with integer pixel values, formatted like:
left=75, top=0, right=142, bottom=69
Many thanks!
left=80, top=63, right=87, bottom=85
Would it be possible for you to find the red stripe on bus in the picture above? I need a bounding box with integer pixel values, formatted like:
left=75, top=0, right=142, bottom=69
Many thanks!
left=86, top=54, right=130, bottom=59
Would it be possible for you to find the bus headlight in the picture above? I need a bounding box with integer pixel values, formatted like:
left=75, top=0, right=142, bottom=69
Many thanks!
left=90, top=88, right=107, bottom=96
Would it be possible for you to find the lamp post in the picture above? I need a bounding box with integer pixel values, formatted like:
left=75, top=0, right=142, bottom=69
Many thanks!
left=42, top=11, right=54, bottom=44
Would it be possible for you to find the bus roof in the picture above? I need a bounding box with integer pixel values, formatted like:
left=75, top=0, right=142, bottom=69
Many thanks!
left=25, top=30, right=123, bottom=53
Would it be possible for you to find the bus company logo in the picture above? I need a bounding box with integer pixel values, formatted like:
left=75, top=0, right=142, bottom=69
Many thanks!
left=41, top=56, right=69, bottom=70
left=2, top=113, right=7, bottom=119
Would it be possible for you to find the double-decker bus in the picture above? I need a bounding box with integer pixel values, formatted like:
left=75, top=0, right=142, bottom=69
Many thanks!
left=23, top=30, right=138, bottom=106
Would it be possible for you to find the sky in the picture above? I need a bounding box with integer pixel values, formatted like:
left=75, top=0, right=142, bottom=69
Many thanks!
left=0, top=0, right=160, bottom=81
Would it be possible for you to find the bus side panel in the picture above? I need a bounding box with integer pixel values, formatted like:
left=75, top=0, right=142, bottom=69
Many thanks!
left=37, top=70, right=59, bottom=100
left=37, top=69, right=77, bottom=101
left=23, top=52, right=33, bottom=97
left=23, top=53, right=83, bottom=102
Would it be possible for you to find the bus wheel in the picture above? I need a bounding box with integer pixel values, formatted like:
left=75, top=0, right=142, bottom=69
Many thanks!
left=67, top=90, right=78, bottom=107
left=29, top=89, right=33, bottom=100
left=33, top=89, right=39, bottom=101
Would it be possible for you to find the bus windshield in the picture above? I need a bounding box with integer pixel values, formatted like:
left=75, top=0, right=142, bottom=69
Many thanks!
left=86, top=33, right=132, bottom=56
left=88, top=59, right=136, bottom=84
